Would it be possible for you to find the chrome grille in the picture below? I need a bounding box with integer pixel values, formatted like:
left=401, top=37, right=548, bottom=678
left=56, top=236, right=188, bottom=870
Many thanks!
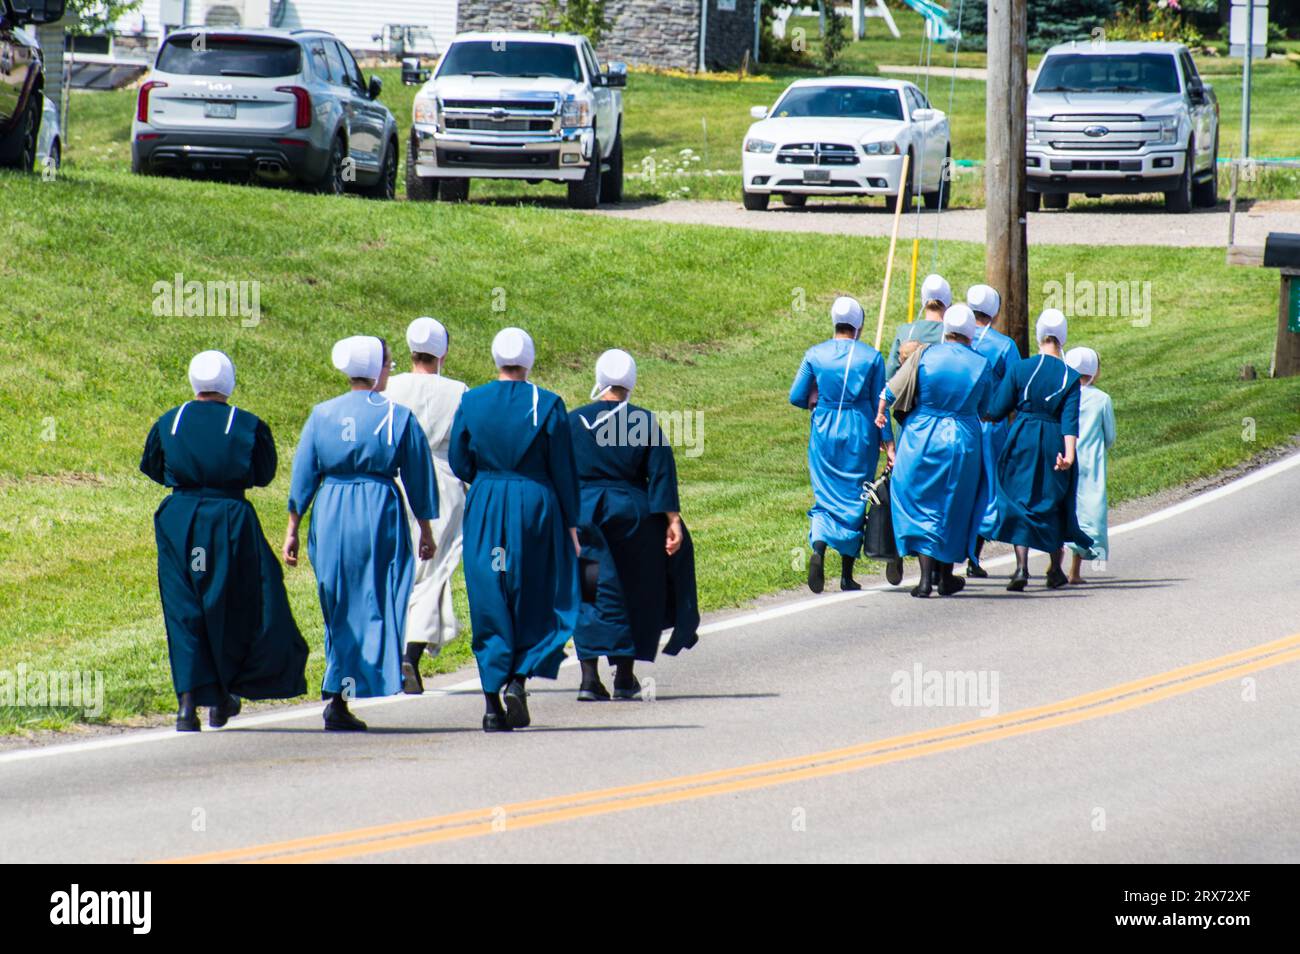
left=776, top=142, right=859, bottom=166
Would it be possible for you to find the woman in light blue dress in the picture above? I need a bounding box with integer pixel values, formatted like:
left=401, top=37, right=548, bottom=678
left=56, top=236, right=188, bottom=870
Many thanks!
left=789, top=296, right=894, bottom=593
left=1063, top=346, right=1116, bottom=583
left=285, top=336, right=437, bottom=731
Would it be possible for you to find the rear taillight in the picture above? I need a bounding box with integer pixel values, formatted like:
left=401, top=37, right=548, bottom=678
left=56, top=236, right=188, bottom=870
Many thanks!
left=137, top=81, right=167, bottom=123
left=276, top=86, right=312, bottom=129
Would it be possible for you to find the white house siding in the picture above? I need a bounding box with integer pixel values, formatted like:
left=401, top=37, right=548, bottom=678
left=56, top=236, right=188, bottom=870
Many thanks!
left=118, top=1, right=459, bottom=56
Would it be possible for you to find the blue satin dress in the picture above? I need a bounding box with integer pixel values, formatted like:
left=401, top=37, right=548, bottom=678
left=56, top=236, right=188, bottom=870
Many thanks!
left=885, top=342, right=994, bottom=563
left=789, top=339, right=892, bottom=557
left=288, top=391, right=438, bottom=699
left=450, top=380, right=581, bottom=694
left=971, top=323, right=1022, bottom=531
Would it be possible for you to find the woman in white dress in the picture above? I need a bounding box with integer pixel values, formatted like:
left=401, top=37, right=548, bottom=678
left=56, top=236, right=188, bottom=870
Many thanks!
left=385, top=317, right=469, bottom=693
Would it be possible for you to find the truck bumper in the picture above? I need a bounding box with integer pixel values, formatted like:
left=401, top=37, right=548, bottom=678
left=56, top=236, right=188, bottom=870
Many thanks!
left=1026, top=146, right=1187, bottom=195
left=411, top=123, right=594, bottom=181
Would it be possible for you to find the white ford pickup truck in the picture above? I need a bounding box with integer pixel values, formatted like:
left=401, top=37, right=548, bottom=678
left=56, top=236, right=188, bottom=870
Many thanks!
left=1026, top=41, right=1219, bottom=213
left=406, top=31, right=626, bottom=208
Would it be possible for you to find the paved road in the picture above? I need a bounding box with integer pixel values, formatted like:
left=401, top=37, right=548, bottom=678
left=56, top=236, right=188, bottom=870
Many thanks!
left=2, top=456, right=1297, bottom=863
left=591, top=199, right=1300, bottom=248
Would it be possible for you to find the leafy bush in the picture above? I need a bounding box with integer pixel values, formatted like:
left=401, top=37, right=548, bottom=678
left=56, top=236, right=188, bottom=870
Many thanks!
left=958, top=0, right=1117, bottom=53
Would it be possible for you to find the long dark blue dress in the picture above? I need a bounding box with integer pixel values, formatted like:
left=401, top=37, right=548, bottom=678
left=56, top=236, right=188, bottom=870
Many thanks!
left=568, top=401, right=699, bottom=663
left=450, top=380, right=581, bottom=694
left=971, top=324, right=1021, bottom=531
left=983, top=354, right=1094, bottom=553
left=141, top=401, right=308, bottom=706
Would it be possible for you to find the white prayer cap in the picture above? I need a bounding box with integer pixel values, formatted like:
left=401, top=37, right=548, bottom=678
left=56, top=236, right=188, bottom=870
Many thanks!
left=593, top=348, right=637, bottom=397
left=1065, top=346, right=1099, bottom=379
left=491, top=327, right=535, bottom=370
left=188, top=350, right=235, bottom=397
left=920, top=274, right=952, bottom=308
left=406, top=316, right=449, bottom=358
left=331, top=335, right=385, bottom=380
left=1035, top=308, right=1069, bottom=347
left=966, top=284, right=1000, bottom=318
left=942, top=303, right=977, bottom=341
left=830, top=295, right=865, bottom=331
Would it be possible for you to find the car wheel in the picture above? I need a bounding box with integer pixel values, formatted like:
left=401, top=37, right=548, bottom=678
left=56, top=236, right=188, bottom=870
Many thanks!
left=742, top=189, right=770, bottom=211
left=314, top=135, right=347, bottom=196
left=362, top=139, right=398, bottom=200
left=1025, top=190, right=1042, bottom=212
left=1043, top=192, right=1069, bottom=210
left=439, top=177, right=470, bottom=202
left=1193, top=135, right=1218, bottom=208
left=405, top=129, right=439, bottom=201
left=0, top=96, right=40, bottom=172
left=781, top=193, right=808, bottom=207
left=1165, top=144, right=1194, bottom=214
left=923, top=144, right=952, bottom=209
left=600, top=130, right=623, bottom=204
left=567, top=138, right=602, bottom=209
left=888, top=152, right=914, bottom=211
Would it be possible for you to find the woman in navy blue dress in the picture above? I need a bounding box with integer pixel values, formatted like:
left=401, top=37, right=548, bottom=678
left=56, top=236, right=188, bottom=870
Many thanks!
left=450, top=328, right=582, bottom=732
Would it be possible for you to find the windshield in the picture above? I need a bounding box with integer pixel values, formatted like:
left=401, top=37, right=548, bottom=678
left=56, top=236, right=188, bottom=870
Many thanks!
left=1034, top=53, right=1180, bottom=95
left=437, top=41, right=583, bottom=81
left=772, top=86, right=904, bottom=121
left=157, top=36, right=302, bottom=78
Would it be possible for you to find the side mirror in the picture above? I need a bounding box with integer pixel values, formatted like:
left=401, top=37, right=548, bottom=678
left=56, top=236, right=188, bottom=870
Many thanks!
left=750, top=105, right=768, bottom=119
left=912, top=107, right=937, bottom=121
left=6, top=0, right=67, bottom=24
left=1188, top=85, right=1206, bottom=105
left=401, top=57, right=431, bottom=86
left=602, top=62, right=627, bottom=88
left=368, top=75, right=383, bottom=100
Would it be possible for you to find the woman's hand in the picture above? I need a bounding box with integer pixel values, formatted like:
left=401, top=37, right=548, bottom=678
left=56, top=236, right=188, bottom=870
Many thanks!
left=570, top=527, right=581, bottom=558
left=875, top=411, right=888, bottom=430
left=885, top=441, right=896, bottom=467
left=665, top=513, right=684, bottom=556
left=417, top=520, right=436, bottom=561
left=283, top=529, right=299, bottom=567
left=1054, top=451, right=1075, bottom=471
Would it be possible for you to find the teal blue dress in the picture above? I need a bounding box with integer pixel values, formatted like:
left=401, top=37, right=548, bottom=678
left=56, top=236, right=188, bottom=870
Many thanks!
left=450, top=380, right=581, bottom=693
left=971, top=323, right=1021, bottom=531
left=1068, top=386, right=1116, bottom=561
left=983, top=354, right=1093, bottom=553
left=288, top=392, right=438, bottom=699
left=789, top=339, right=893, bottom=557
left=141, top=401, right=308, bottom=706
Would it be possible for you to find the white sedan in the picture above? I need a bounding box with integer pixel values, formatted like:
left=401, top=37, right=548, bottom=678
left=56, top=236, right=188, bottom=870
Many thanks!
left=741, top=78, right=951, bottom=211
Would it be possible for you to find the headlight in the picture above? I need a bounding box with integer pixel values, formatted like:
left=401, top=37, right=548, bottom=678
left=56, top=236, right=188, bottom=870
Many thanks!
left=1151, top=115, right=1179, bottom=144
left=561, top=99, right=591, bottom=127
left=862, top=140, right=899, bottom=155
left=745, top=138, right=776, bottom=154
left=1026, top=119, right=1038, bottom=143
left=414, top=95, right=438, bottom=126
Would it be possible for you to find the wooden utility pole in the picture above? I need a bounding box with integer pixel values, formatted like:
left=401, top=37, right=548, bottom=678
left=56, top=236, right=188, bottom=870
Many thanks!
left=985, top=0, right=1030, bottom=354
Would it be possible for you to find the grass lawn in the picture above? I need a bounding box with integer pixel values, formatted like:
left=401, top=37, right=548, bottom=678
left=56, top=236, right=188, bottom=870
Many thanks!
left=1, top=160, right=1298, bottom=732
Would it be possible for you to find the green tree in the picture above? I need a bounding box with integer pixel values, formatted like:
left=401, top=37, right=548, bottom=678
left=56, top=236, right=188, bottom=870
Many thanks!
left=959, top=0, right=1117, bottom=53
left=63, top=0, right=142, bottom=36
left=820, top=2, right=849, bottom=73
left=535, top=0, right=613, bottom=48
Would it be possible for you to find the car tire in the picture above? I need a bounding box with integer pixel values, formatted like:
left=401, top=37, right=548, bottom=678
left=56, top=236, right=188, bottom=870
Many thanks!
left=362, top=138, right=399, bottom=200
left=313, top=134, right=348, bottom=196
left=567, top=137, right=602, bottom=209
left=922, top=144, right=952, bottom=210
left=887, top=151, right=914, bottom=211
left=1193, top=135, right=1219, bottom=208
left=1165, top=144, right=1194, bottom=214
left=1025, top=190, right=1042, bottom=212
left=1043, top=192, right=1069, bottom=210
left=742, top=189, right=770, bottom=211
left=405, top=130, right=439, bottom=201
left=600, top=130, right=623, bottom=204
left=439, top=177, right=470, bottom=202
left=782, top=193, right=807, bottom=207
left=0, top=95, right=40, bottom=172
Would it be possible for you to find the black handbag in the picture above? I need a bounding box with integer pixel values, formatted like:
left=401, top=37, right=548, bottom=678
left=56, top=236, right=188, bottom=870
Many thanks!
left=862, top=466, right=898, bottom=560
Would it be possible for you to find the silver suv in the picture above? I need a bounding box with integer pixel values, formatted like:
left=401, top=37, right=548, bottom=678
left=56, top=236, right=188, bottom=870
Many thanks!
left=132, top=27, right=400, bottom=198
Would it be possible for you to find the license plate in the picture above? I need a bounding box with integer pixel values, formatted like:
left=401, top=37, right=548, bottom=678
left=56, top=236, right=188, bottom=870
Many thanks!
left=204, top=101, right=237, bottom=119
left=803, top=168, right=831, bottom=184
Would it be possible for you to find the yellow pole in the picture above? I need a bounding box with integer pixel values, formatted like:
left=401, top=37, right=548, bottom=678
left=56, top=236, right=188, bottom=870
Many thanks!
left=875, top=152, right=911, bottom=352
left=906, top=237, right=920, bottom=322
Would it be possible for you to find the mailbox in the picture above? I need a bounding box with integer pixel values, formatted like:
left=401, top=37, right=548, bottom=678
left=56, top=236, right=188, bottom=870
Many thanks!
left=1262, top=232, right=1300, bottom=270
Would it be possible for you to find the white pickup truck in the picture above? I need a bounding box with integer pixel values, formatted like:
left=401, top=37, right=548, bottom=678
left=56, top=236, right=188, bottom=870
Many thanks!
left=406, top=31, right=626, bottom=208
left=1026, top=41, right=1219, bottom=213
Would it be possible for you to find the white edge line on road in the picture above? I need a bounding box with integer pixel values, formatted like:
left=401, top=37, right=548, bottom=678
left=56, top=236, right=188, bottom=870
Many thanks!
left=4, top=450, right=1297, bottom=767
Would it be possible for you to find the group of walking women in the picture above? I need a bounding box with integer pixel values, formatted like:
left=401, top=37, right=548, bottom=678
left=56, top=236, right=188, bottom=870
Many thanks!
left=142, top=322, right=697, bottom=734
left=791, top=274, right=1112, bottom=599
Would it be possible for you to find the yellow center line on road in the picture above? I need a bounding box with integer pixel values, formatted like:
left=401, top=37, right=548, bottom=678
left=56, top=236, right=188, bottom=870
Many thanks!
left=162, top=632, right=1300, bottom=864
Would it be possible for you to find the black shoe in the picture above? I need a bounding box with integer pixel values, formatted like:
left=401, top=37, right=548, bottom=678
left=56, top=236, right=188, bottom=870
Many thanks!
left=613, top=676, right=642, bottom=701
left=577, top=679, right=611, bottom=702
left=1006, top=567, right=1030, bottom=592
left=208, top=694, right=241, bottom=728
left=930, top=567, right=942, bottom=586
left=840, top=577, right=862, bottom=592
left=323, top=698, right=367, bottom=732
left=176, top=692, right=200, bottom=733
left=937, top=574, right=966, bottom=596
left=966, top=559, right=989, bottom=579
left=807, top=548, right=825, bottom=594
left=401, top=661, right=424, bottom=695
left=1045, top=566, right=1069, bottom=590
left=504, top=679, right=531, bottom=728
left=482, top=712, right=513, bottom=733
left=910, top=578, right=932, bottom=598
left=885, top=558, right=904, bottom=586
